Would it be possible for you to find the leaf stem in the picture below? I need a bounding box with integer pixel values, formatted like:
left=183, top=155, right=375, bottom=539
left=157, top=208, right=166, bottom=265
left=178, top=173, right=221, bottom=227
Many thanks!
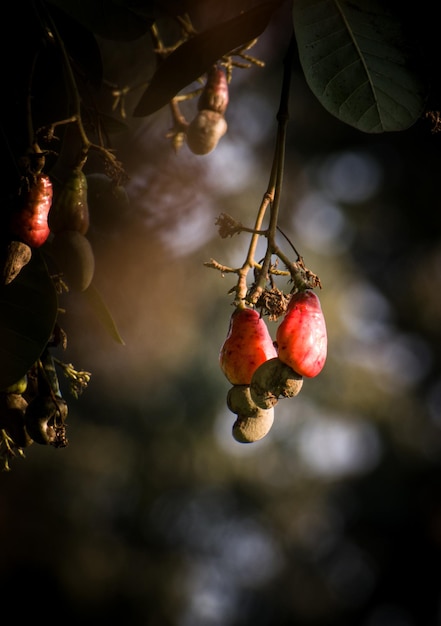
left=208, top=32, right=320, bottom=306
left=235, top=192, right=272, bottom=307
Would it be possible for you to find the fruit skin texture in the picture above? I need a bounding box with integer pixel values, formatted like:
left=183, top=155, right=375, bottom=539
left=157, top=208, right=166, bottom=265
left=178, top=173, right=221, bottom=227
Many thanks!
left=10, top=174, right=52, bottom=247
left=198, top=65, right=229, bottom=114
left=227, top=385, right=260, bottom=417
left=276, top=290, right=327, bottom=378
left=49, top=168, right=89, bottom=235
left=50, top=230, right=95, bottom=292
left=186, top=110, right=227, bottom=155
left=1, top=240, right=32, bottom=285
left=232, top=407, right=274, bottom=443
left=250, top=357, right=303, bottom=409
left=186, top=65, right=229, bottom=155
left=219, top=308, right=277, bottom=385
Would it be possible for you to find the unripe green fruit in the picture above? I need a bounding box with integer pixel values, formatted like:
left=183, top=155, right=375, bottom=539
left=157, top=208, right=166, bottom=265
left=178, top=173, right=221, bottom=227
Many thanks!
left=232, top=407, right=274, bottom=443
left=50, top=230, right=95, bottom=291
left=250, top=357, right=303, bottom=409
left=186, top=110, right=227, bottom=155
left=49, top=168, right=89, bottom=235
left=227, top=385, right=259, bottom=417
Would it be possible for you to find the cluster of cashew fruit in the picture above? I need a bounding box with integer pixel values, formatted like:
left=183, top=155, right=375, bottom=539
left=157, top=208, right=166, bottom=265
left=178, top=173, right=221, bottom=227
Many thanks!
left=1, top=156, right=53, bottom=285
left=0, top=155, right=119, bottom=468
left=219, top=290, right=327, bottom=443
left=1, top=154, right=95, bottom=292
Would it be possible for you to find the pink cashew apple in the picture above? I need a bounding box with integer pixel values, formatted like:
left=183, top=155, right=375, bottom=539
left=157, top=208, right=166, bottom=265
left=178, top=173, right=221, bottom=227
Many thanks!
left=219, top=308, right=277, bottom=385
left=276, top=290, right=327, bottom=378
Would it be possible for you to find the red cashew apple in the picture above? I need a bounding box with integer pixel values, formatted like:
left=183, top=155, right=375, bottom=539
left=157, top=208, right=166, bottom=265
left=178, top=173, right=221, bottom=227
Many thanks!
left=10, top=174, right=52, bottom=247
left=276, top=289, right=327, bottom=378
left=219, top=308, right=277, bottom=385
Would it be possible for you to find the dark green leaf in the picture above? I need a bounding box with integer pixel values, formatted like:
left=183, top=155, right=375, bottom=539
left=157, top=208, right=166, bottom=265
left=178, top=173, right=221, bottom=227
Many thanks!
left=46, top=0, right=154, bottom=41
left=49, top=3, right=104, bottom=87
left=0, top=252, right=58, bottom=391
left=133, top=0, right=282, bottom=116
left=98, top=113, right=130, bottom=135
left=292, top=0, right=429, bottom=133
left=83, top=283, right=126, bottom=345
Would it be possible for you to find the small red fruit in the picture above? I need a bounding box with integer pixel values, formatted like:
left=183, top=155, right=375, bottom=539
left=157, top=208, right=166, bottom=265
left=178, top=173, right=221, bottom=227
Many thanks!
left=276, top=290, right=327, bottom=378
left=219, top=308, right=277, bottom=385
left=186, top=65, right=229, bottom=155
left=10, top=174, right=52, bottom=247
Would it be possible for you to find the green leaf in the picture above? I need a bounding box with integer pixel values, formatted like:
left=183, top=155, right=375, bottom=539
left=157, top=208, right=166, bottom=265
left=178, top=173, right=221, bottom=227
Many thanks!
left=292, top=0, right=429, bottom=133
left=0, top=251, right=58, bottom=391
left=83, top=283, right=126, bottom=346
left=133, top=0, right=282, bottom=116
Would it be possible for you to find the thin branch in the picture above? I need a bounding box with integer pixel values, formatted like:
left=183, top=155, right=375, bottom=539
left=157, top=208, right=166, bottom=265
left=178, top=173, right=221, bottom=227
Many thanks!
left=247, top=32, right=296, bottom=304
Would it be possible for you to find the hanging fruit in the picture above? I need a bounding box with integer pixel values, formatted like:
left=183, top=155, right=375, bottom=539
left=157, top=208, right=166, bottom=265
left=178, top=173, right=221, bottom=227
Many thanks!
left=276, top=289, right=327, bottom=378
left=24, top=350, right=68, bottom=447
left=186, top=111, right=228, bottom=155
left=24, top=394, right=68, bottom=446
left=250, top=357, right=303, bottom=409
left=197, top=65, right=229, bottom=114
left=48, top=168, right=90, bottom=235
left=232, top=407, right=275, bottom=443
left=219, top=307, right=277, bottom=385
left=0, top=240, right=32, bottom=285
left=227, top=384, right=259, bottom=416
left=186, top=65, right=229, bottom=155
left=49, top=229, right=95, bottom=292
left=226, top=384, right=276, bottom=443
left=9, top=173, right=53, bottom=248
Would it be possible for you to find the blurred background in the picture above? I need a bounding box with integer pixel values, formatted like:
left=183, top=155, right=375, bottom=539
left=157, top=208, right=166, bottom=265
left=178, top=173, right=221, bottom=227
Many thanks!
left=2, top=3, right=441, bottom=625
